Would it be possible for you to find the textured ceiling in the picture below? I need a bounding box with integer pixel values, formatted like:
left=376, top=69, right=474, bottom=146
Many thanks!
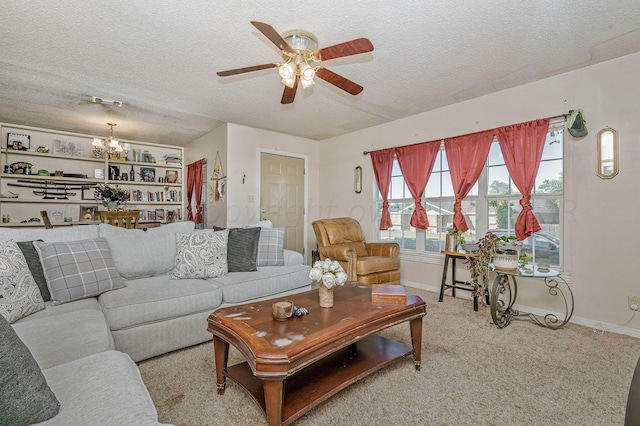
left=1, top=1, right=640, bottom=145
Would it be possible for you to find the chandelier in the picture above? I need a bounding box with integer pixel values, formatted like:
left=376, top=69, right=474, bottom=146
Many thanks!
left=278, top=30, right=318, bottom=89
left=92, top=123, right=130, bottom=159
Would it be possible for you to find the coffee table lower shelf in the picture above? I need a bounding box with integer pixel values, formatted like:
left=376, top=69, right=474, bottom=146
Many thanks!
left=225, top=334, right=413, bottom=425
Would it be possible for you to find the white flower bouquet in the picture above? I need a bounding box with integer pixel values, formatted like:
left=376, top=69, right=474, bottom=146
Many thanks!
left=309, top=258, right=348, bottom=289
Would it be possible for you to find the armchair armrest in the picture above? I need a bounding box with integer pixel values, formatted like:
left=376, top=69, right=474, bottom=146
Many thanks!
left=319, top=245, right=357, bottom=263
left=365, top=242, right=400, bottom=257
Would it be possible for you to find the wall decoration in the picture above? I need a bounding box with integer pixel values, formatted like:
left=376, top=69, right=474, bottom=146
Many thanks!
left=7, top=133, right=30, bottom=150
left=140, top=167, right=156, bottom=182
left=53, top=139, right=84, bottom=157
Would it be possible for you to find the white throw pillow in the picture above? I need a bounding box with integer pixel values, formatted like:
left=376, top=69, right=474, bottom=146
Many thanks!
left=171, top=230, right=229, bottom=279
left=0, top=239, right=44, bottom=322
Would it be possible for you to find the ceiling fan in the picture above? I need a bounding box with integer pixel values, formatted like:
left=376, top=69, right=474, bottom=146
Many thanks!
left=217, top=21, right=374, bottom=104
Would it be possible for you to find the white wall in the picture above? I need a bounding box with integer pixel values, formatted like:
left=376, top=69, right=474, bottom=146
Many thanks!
left=224, top=123, right=320, bottom=261
left=318, top=52, right=640, bottom=334
left=184, top=124, right=227, bottom=228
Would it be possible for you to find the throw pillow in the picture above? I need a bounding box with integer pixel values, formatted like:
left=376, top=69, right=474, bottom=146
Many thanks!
left=256, top=227, right=285, bottom=266
left=213, top=226, right=261, bottom=272
left=17, top=240, right=51, bottom=302
left=0, top=239, right=45, bottom=323
left=171, top=230, right=229, bottom=279
left=33, top=238, right=125, bottom=305
left=0, top=314, right=60, bottom=425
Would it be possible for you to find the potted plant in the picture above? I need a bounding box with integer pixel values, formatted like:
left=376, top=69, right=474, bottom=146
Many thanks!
left=445, top=227, right=466, bottom=252
left=465, top=232, right=500, bottom=297
left=493, top=235, right=523, bottom=271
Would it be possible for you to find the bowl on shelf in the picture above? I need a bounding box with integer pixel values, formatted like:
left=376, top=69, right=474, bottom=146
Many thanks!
left=461, top=243, right=479, bottom=253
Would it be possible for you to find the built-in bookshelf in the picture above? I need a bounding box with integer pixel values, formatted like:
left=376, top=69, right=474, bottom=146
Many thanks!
left=0, top=123, right=185, bottom=227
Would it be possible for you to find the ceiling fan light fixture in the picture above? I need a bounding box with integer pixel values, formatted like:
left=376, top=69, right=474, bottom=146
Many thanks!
left=281, top=77, right=296, bottom=89
left=278, top=62, right=295, bottom=79
left=300, top=77, right=315, bottom=89
left=282, top=30, right=318, bottom=52
left=299, top=62, right=315, bottom=81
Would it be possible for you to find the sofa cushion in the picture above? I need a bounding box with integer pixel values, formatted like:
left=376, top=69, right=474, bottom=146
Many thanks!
left=0, top=239, right=45, bottom=322
left=0, top=225, right=100, bottom=244
left=211, top=264, right=311, bottom=304
left=171, top=230, right=228, bottom=279
left=15, top=297, right=102, bottom=323
left=256, top=227, right=285, bottom=266
left=12, top=309, right=114, bottom=369
left=99, top=275, right=223, bottom=331
left=34, top=238, right=125, bottom=305
left=99, top=221, right=195, bottom=279
left=0, top=314, right=60, bottom=425
left=214, top=226, right=261, bottom=272
left=41, top=351, right=162, bottom=426
left=17, top=240, right=51, bottom=301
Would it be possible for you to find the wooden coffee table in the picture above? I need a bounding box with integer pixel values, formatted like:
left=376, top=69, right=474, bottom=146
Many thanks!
left=207, top=284, right=426, bottom=426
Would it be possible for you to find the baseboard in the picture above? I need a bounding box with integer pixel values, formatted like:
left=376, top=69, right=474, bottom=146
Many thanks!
left=402, top=279, right=640, bottom=340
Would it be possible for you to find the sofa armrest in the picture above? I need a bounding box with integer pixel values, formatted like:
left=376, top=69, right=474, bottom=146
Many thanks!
left=365, top=242, right=400, bottom=257
left=283, top=249, right=303, bottom=266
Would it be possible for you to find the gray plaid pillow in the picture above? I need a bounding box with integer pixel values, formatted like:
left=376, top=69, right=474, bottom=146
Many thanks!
left=33, top=238, right=125, bottom=305
left=257, top=227, right=285, bottom=266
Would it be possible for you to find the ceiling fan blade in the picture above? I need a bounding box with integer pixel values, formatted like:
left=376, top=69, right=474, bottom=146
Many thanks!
left=314, top=38, right=374, bottom=61
left=315, top=68, right=363, bottom=95
left=251, top=21, right=295, bottom=54
left=281, top=76, right=299, bottom=104
left=217, top=63, right=277, bottom=77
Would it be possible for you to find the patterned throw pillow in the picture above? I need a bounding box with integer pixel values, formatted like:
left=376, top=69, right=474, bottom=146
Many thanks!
left=0, top=239, right=45, bottom=323
left=256, top=227, right=285, bottom=266
left=33, top=238, right=125, bottom=305
left=171, top=230, right=228, bottom=279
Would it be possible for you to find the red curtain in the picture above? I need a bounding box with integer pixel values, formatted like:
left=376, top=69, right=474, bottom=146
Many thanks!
left=370, top=148, right=395, bottom=230
left=395, top=141, right=440, bottom=229
left=495, top=118, right=550, bottom=240
left=444, top=130, right=494, bottom=232
left=186, top=159, right=204, bottom=225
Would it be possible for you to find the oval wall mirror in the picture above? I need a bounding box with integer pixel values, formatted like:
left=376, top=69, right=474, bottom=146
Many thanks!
left=354, top=166, right=362, bottom=193
left=596, top=127, right=618, bottom=179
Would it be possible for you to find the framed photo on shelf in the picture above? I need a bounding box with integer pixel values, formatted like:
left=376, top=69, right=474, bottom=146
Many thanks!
left=53, top=139, right=84, bottom=157
left=165, top=170, right=178, bottom=183
left=140, top=167, right=156, bottom=182
left=7, top=133, right=30, bottom=150
left=79, top=205, right=97, bottom=221
left=108, top=165, right=120, bottom=181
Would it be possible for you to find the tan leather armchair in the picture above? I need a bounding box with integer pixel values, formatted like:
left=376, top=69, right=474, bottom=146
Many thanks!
left=312, top=217, right=400, bottom=285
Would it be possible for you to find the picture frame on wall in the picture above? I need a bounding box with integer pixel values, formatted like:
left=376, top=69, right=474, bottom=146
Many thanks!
left=7, top=133, right=30, bottom=150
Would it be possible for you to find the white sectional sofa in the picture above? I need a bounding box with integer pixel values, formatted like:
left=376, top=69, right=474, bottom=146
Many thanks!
left=0, top=221, right=312, bottom=425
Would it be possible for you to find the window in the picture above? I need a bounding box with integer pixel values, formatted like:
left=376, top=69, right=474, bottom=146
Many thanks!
left=377, top=125, right=564, bottom=267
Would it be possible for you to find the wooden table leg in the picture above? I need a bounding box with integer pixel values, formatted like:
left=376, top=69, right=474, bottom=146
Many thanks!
left=263, top=379, right=285, bottom=426
left=439, top=254, right=451, bottom=302
left=409, top=317, right=423, bottom=371
left=213, top=335, right=229, bottom=395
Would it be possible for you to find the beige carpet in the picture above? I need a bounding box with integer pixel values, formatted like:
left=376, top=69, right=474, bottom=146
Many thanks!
left=138, top=288, right=639, bottom=425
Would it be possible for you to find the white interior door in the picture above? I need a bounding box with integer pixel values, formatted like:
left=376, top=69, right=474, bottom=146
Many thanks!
left=260, top=153, right=305, bottom=254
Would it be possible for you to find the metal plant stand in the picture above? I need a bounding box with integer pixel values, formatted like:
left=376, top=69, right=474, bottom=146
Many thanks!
left=490, top=265, right=574, bottom=329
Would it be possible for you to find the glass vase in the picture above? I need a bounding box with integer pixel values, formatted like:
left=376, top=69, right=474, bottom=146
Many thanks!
left=102, top=200, right=120, bottom=211
left=319, top=283, right=334, bottom=308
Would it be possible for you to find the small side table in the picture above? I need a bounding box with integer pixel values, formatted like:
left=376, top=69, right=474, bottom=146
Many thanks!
left=439, top=251, right=487, bottom=311
left=490, top=265, right=574, bottom=329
